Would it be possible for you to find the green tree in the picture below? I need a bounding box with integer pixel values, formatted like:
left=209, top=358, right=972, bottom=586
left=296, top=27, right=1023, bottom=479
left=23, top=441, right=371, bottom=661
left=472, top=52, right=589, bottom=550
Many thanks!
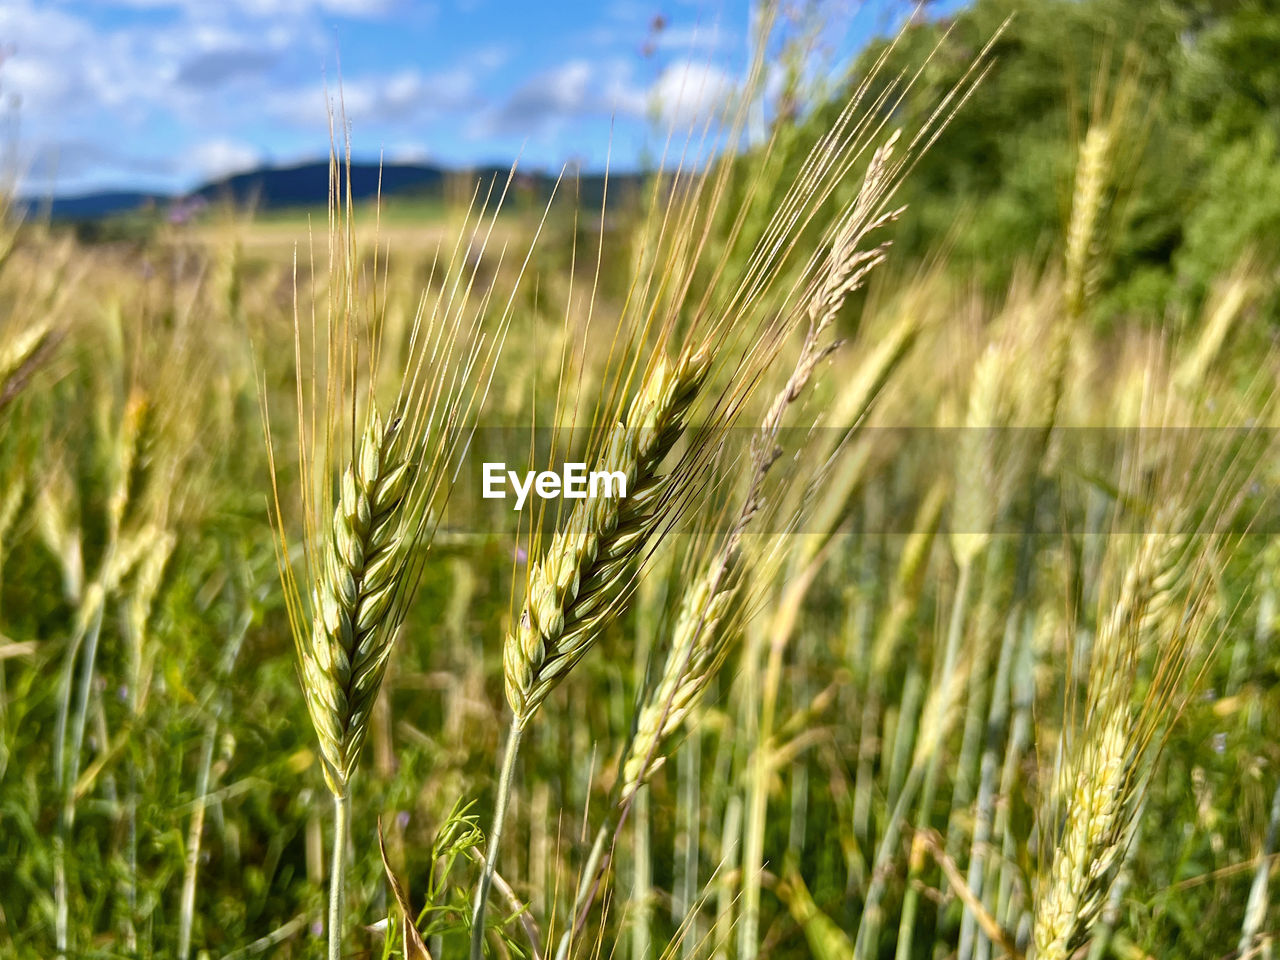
left=814, top=0, right=1280, bottom=321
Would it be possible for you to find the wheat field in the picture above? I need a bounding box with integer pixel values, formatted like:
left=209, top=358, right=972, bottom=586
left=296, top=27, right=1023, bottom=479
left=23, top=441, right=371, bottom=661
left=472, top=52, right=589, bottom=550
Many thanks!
left=1, top=5, right=1279, bottom=960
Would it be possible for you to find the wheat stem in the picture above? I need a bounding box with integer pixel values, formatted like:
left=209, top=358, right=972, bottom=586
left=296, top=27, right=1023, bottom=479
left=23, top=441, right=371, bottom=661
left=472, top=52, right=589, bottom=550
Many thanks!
left=854, top=744, right=925, bottom=960
left=675, top=722, right=702, bottom=960
left=1239, top=777, right=1280, bottom=957
left=471, top=720, right=523, bottom=960
left=552, top=823, right=611, bottom=960
left=713, top=794, right=743, bottom=960
left=55, top=591, right=106, bottom=960
left=958, top=597, right=1021, bottom=960
left=179, top=608, right=252, bottom=960
left=328, top=792, right=349, bottom=960
left=893, top=557, right=974, bottom=960
left=631, top=783, right=653, bottom=960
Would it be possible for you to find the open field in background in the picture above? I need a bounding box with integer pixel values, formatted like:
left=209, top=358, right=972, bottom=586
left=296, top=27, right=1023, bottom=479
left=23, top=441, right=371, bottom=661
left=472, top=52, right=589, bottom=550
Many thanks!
left=2, top=3, right=1280, bottom=960
left=188, top=213, right=500, bottom=262
left=71, top=197, right=520, bottom=262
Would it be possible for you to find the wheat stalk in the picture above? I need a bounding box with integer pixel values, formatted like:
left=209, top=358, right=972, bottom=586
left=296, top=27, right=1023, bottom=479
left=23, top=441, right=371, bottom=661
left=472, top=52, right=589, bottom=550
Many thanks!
left=619, top=186, right=901, bottom=803
left=1031, top=696, right=1136, bottom=960
left=950, top=339, right=1014, bottom=570
left=621, top=560, right=740, bottom=802
left=473, top=346, right=709, bottom=959
left=1030, top=570, right=1181, bottom=960
left=1063, top=124, right=1110, bottom=322
left=268, top=149, right=537, bottom=960
left=476, top=22, right=1002, bottom=954
left=0, top=318, right=57, bottom=412
left=1030, top=518, right=1205, bottom=958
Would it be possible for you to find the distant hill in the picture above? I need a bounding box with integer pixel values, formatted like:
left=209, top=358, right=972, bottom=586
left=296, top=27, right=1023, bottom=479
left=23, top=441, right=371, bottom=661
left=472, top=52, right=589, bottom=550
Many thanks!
left=23, top=191, right=168, bottom=220
left=190, top=160, right=445, bottom=209
left=21, top=160, right=640, bottom=222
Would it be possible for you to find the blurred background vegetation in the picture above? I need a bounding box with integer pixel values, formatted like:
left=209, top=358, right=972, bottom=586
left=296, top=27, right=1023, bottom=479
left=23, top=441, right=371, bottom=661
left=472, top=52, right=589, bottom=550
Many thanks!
left=834, top=0, right=1280, bottom=322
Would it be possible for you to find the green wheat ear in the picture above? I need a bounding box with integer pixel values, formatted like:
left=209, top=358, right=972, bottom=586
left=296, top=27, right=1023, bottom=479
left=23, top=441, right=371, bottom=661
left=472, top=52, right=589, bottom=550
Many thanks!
left=621, top=562, right=739, bottom=801
left=503, top=347, right=710, bottom=729
left=299, top=407, right=413, bottom=797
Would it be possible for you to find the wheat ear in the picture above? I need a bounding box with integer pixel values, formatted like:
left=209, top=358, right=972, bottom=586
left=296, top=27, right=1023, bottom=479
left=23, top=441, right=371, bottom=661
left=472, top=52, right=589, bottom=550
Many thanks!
left=1063, top=124, right=1110, bottom=322
left=503, top=347, right=711, bottom=728
left=472, top=347, right=709, bottom=960
left=299, top=406, right=411, bottom=798
left=270, top=156, right=531, bottom=960
left=621, top=557, right=741, bottom=802
left=293, top=405, right=414, bottom=960
left=1030, top=519, right=1211, bottom=958
left=1031, top=694, right=1136, bottom=960
left=0, top=319, right=57, bottom=412
left=617, top=219, right=884, bottom=801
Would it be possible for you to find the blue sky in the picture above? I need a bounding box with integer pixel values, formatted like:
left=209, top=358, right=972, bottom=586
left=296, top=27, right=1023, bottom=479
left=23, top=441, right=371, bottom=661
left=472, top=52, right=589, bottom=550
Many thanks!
left=1, top=0, right=955, bottom=196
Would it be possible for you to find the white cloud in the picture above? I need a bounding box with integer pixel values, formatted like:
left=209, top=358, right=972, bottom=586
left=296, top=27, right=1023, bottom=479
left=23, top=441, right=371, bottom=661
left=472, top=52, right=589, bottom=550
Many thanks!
left=651, top=23, right=733, bottom=54
left=4, top=0, right=736, bottom=195
left=649, top=61, right=735, bottom=126
left=582, top=3, right=734, bottom=56
left=472, top=57, right=647, bottom=138
left=470, top=44, right=510, bottom=72
left=316, top=0, right=397, bottom=14
left=186, top=138, right=262, bottom=179
left=235, top=0, right=396, bottom=16
left=3, top=58, right=76, bottom=112
left=471, top=53, right=738, bottom=141
left=79, top=0, right=398, bottom=18
left=387, top=142, right=432, bottom=163
left=0, top=2, right=95, bottom=112
left=2, top=0, right=452, bottom=194
left=515, top=60, right=592, bottom=113
left=266, top=65, right=483, bottom=129
left=0, top=0, right=308, bottom=123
